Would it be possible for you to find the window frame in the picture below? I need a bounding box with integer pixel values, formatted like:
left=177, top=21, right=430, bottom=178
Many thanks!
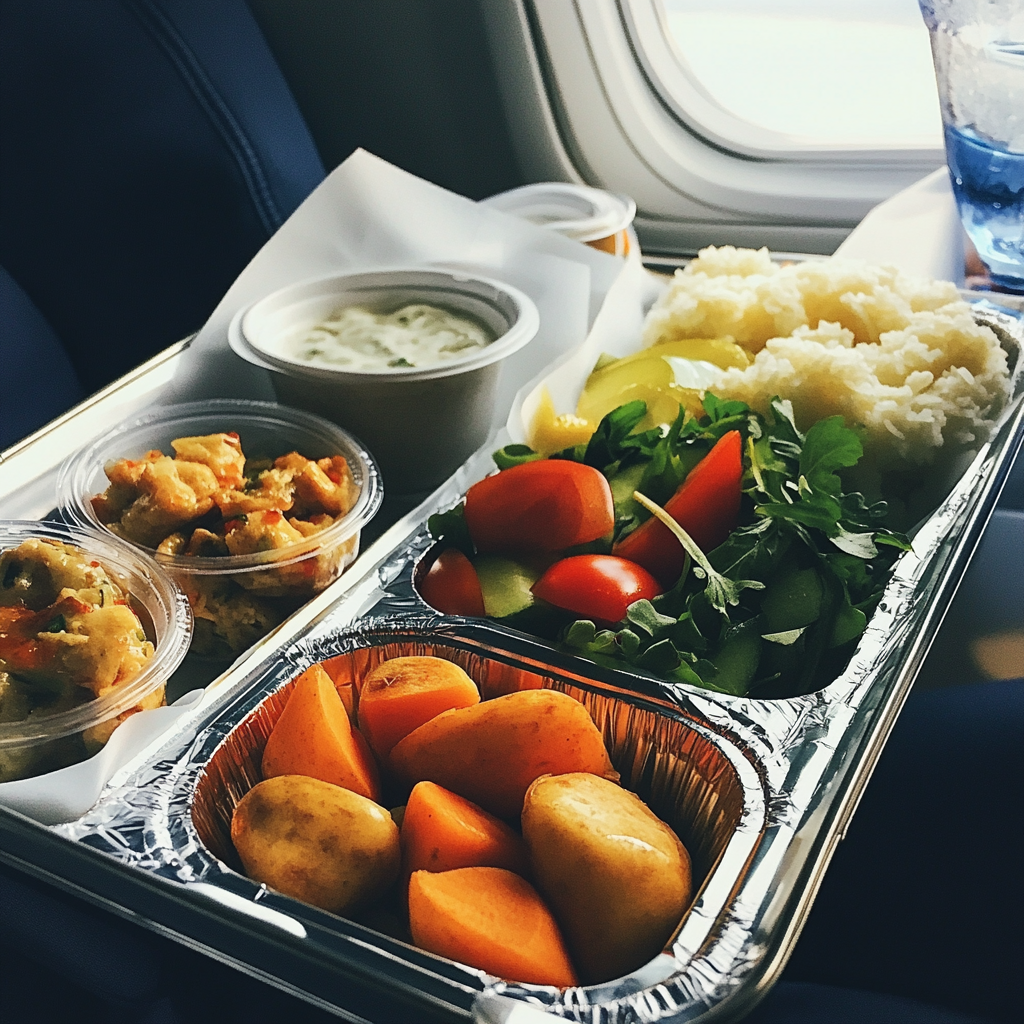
left=626, top=0, right=943, bottom=161
left=480, top=0, right=947, bottom=255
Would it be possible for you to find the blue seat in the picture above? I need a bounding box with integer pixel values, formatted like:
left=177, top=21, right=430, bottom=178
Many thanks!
left=0, top=0, right=325, bottom=419
left=0, top=263, right=85, bottom=448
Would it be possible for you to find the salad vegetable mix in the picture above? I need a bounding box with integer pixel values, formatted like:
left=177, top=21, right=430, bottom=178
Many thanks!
left=424, top=395, right=911, bottom=698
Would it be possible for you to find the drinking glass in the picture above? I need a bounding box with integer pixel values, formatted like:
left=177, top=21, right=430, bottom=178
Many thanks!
left=919, top=1, right=1024, bottom=291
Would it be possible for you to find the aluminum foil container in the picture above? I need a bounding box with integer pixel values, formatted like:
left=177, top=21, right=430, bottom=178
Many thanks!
left=189, top=632, right=765, bottom=1004
left=54, top=302, right=1024, bottom=1022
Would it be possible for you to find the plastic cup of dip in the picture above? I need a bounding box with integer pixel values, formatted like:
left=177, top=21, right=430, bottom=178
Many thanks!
left=227, top=268, right=540, bottom=495
left=0, top=520, right=192, bottom=783
left=482, top=182, right=638, bottom=257
left=58, top=400, right=381, bottom=659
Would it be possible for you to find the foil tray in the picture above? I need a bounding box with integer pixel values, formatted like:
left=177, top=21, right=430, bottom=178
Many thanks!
left=27, top=302, right=1024, bottom=1022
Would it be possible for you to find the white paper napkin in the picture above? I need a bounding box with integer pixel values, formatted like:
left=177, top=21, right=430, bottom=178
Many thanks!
left=835, top=167, right=964, bottom=285
left=0, top=688, right=204, bottom=826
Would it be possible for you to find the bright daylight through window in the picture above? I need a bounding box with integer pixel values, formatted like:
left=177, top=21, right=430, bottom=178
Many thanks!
left=658, top=0, right=943, bottom=150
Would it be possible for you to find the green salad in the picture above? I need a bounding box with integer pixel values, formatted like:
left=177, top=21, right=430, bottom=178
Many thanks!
left=426, top=395, right=912, bottom=698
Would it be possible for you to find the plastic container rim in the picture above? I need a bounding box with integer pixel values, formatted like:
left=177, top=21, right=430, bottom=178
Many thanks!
left=56, top=399, right=383, bottom=577
left=228, top=267, right=541, bottom=384
left=0, top=520, right=193, bottom=748
left=482, top=182, right=637, bottom=243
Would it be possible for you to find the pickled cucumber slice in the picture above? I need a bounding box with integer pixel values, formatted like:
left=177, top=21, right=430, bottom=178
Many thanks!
left=527, top=386, right=594, bottom=455
left=575, top=338, right=750, bottom=430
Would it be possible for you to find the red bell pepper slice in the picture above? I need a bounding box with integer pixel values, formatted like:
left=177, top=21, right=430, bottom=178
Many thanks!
left=612, top=429, right=743, bottom=586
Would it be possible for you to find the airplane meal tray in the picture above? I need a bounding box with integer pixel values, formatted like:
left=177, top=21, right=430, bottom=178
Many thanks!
left=0, top=302, right=1022, bottom=1023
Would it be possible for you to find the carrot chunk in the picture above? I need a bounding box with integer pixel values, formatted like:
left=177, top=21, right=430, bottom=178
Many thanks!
left=408, top=867, right=578, bottom=987
left=262, top=663, right=380, bottom=801
left=390, top=689, right=617, bottom=819
left=401, top=781, right=529, bottom=880
left=357, top=656, right=480, bottom=763
left=319, top=655, right=358, bottom=720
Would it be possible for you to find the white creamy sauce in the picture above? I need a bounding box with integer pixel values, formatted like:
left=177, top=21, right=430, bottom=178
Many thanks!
left=295, top=303, right=492, bottom=370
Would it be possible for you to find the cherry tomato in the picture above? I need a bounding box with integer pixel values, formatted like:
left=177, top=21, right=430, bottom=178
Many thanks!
left=613, top=429, right=743, bottom=586
left=464, top=459, right=614, bottom=554
left=532, top=554, right=662, bottom=626
left=419, top=548, right=485, bottom=617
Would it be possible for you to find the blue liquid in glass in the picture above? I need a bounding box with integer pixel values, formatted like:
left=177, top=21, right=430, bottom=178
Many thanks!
left=945, top=124, right=1024, bottom=291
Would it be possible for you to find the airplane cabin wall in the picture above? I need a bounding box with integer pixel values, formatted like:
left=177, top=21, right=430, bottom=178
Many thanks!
left=247, top=0, right=528, bottom=201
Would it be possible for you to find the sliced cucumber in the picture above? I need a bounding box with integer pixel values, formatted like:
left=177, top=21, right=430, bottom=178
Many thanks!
left=608, top=461, right=647, bottom=525
left=474, top=555, right=543, bottom=619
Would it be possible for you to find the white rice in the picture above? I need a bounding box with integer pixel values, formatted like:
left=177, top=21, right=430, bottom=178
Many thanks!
left=644, top=247, right=1011, bottom=491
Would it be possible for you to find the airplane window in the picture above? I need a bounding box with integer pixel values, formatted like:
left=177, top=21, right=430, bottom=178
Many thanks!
left=658, top=0, right=943, bottom=149
left=495, top=0, right=949, bottom=254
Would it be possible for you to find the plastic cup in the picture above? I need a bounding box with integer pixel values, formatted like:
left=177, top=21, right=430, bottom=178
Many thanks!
left=58, top=400, right=382, bottom=658
left=482, top=182, right=638, bottom=257
left=227, top=268, right=540, bottom=496
left=919, top=1, right=1024, bottom=291
left=0, top=521, right=192, bottom=783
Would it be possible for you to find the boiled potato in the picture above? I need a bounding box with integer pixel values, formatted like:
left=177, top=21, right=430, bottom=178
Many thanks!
left=521, top=772, right=692, bottom=984
left=231, top=774, right=399, bottom=913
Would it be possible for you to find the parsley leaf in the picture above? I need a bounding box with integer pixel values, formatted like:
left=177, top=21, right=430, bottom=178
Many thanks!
left=427, top=503, right=474, bottom=558
left=578, top=400, right=662, bottom=471
left=799, top=416, right=863, bottom=495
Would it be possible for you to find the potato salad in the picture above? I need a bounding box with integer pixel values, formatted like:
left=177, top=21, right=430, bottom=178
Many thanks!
left=0, top=538, right=157, bottom=780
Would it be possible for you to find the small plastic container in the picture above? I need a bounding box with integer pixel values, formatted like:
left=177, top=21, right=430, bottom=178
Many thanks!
left=227, top=268, right=540, bottom=495
left=58, top=400, right=382, bottom=659
left=482, top=182, right=638, bottom=257
left=0, top=520, right=192, bottom=783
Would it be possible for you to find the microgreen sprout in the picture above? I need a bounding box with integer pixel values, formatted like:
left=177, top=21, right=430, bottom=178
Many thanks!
left=632, top=491, right=764, bottom=613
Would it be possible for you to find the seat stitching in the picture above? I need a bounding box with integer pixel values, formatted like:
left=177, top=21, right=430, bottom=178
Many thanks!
left=122, top=0, right=284, bottom=235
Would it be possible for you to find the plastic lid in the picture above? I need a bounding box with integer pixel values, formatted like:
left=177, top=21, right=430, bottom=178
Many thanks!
left=482, top=183, right=637, bottom=243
